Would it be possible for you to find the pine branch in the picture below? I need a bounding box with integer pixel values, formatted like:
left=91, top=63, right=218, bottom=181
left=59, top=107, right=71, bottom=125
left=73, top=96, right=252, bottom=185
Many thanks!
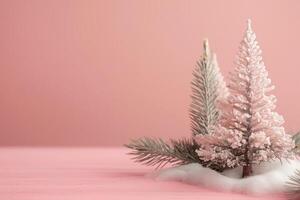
left=125, top=137, right=225, bottom=171
left=190, top=39, right=228, bottom=136
left=291, top=132, right=300, bottom=156
left=125, top=137, right=200, bottom=169
left=284, top=132, right=300, bottom=200
left=286, top=170, right=300, bottom=200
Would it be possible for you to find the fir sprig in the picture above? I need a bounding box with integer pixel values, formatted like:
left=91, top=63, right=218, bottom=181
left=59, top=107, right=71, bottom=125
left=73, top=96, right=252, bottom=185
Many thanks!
left=125, top=137, right=225, bottom=171
left=286, top=132, right=300, bottom=200
left=190, top=39, right=228, bottom=136
left=125, top=137, right=200, bottom=169
left=286, top=170, right=300, bottom=200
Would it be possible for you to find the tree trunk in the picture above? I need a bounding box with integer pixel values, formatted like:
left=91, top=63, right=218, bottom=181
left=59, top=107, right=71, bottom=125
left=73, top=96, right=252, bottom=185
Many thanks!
left=242, top=164, right=253, bottom=178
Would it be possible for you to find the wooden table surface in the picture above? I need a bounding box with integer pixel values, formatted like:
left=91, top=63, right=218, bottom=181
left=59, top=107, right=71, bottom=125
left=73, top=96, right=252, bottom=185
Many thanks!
left=0, top=147, right=286, bottom=200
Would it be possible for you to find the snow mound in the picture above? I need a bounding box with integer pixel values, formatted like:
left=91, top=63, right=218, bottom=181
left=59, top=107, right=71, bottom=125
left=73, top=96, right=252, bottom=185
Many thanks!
left=152, top=160, right=300, bottom=195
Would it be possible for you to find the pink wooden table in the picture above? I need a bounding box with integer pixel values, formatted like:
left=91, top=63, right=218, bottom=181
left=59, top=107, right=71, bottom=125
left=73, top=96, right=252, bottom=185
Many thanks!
left=0, top=147, right=286, bottom=200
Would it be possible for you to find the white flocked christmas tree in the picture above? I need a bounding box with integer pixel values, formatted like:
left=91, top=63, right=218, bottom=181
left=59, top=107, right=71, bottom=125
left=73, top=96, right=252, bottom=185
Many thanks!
left=195, top=19, right=295, bottom=177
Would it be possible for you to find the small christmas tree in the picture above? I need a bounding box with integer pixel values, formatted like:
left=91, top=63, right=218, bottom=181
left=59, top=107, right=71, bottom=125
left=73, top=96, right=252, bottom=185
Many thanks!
left=195, top=19, right=295, bottom=177
left=190, top=39, right=228, bottom=136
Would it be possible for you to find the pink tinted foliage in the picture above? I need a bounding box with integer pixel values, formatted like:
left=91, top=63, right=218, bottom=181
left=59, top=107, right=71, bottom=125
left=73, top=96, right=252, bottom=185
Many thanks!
left=195, top=20, right=295, bottom=170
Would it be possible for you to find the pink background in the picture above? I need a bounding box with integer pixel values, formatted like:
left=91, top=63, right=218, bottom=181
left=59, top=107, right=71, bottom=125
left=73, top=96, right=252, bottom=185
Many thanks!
left=0, top=0, right=300, bottom=146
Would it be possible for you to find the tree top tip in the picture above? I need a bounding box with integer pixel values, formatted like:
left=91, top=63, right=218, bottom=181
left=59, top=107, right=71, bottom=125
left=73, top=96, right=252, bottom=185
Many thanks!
left=203, top=38, right=209, bottom=46
left=247, top=19, right=252, bottom=30
left=203, top=38, right=210, bottom=57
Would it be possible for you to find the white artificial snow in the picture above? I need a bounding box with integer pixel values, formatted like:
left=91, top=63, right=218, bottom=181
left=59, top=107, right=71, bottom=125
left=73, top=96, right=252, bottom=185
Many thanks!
left=152, top=160, right=300, bottom=195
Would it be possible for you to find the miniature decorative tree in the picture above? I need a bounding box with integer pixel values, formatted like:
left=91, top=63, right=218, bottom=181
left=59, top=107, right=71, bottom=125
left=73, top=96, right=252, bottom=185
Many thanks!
left=195, top=19, right=295, bottom=177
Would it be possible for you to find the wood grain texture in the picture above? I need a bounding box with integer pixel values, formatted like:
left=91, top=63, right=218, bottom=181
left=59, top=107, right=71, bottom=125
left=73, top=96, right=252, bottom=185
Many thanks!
left=0, top=148, right=285, bottom=200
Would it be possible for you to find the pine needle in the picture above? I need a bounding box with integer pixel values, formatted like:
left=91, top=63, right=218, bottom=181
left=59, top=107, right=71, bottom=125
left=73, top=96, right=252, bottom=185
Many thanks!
left=125, top=137, right=224, bottom=171
left=286, top=169, right=300, bottom=200
left=190, top=39, right=228, bottom=136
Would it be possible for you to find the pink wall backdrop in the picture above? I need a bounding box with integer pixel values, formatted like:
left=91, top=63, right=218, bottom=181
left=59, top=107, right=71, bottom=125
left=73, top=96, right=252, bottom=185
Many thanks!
left=1, top=0, right=300, bottom=146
